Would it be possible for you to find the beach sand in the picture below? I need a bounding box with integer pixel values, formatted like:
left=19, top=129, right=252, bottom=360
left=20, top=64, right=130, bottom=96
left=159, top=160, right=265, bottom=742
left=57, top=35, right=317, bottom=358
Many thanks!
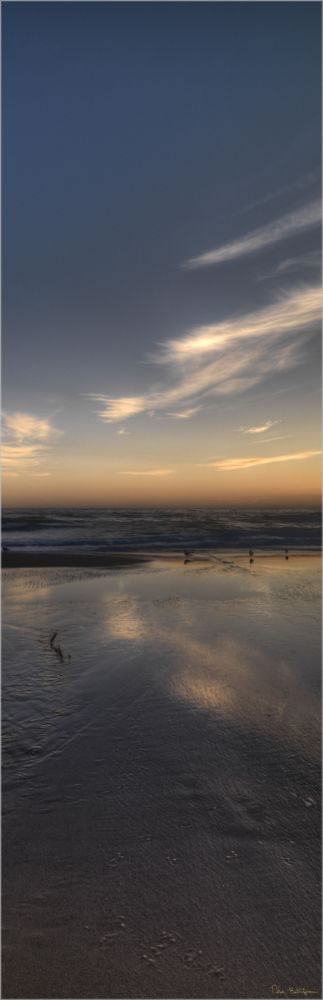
left=2, top=550, right=153, bottom=570
left=2, top=554, right=321, bottom=999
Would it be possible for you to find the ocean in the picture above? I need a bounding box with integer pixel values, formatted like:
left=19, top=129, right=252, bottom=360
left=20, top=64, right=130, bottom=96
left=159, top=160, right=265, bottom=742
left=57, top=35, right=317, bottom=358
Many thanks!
left=1, top=505, right=321, bottom=552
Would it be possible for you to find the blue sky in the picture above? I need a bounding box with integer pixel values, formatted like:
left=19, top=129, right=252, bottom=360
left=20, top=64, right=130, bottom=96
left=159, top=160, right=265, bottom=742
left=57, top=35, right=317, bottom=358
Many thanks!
left=2, top=2, right=322, bottom=504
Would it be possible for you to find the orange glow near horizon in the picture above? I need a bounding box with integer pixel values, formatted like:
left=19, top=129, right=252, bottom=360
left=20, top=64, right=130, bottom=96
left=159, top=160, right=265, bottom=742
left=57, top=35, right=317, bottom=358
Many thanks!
left=2, top=451, right=321, bottom=507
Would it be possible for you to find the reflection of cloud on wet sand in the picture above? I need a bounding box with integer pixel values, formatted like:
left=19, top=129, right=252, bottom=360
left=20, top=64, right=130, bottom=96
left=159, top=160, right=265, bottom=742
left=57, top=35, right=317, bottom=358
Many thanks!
left=167, top=630, right=318, bottom=757
left=103, top=592, right=315, bottom=750
left=3, top=572, right=52, bottom=602
left=105, top=596, right=147, bottom=641
left=169, top=634, right=278, bottom=711
left=99, top=559, right=319, bottom=758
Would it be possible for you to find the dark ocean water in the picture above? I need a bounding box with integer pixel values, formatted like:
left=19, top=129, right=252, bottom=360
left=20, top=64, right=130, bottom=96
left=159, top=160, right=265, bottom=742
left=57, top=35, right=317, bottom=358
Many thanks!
left=1, top=506, right=321, bottom=552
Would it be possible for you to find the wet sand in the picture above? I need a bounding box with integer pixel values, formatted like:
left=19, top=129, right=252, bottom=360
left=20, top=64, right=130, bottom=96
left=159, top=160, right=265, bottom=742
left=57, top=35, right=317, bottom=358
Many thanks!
left=2, top=549, right=321, bottom=571
left=2, top=550, right=153, bottom=570
left=2, top=555, right=321, bottom=999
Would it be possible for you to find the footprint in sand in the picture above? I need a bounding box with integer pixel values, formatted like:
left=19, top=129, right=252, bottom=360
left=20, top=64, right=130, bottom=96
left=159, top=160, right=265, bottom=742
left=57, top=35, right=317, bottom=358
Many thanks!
left=98, top=916, right=127, bottom=947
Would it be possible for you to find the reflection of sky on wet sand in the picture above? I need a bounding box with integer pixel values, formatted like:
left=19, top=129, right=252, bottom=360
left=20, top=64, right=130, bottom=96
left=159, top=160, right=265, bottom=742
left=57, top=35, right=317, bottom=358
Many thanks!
left=2, top=570, right=52, bottom=601
left=105, top=595, right=146, bottom=641
left=167, top=632, right=316, bottom=744
left=2, top=554, right=321, bottom=789
left=104, top=596, right=320, bottom=757
left=3, top=555, right=321, bottom=1000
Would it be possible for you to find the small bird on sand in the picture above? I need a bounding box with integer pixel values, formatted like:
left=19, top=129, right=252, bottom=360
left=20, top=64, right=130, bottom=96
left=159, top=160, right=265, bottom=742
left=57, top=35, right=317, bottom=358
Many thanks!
left=249, top=549, right=254, bottom=557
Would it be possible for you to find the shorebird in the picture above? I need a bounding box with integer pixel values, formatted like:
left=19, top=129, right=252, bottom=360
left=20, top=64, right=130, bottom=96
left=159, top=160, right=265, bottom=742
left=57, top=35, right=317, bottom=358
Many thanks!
left=249, top=549, right=254, bottom=557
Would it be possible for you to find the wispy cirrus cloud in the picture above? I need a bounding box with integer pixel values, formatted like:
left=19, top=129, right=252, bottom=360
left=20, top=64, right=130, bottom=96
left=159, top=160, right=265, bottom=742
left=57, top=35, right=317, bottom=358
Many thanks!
left=121, top=468, right=172, bottom=476
left=88, top=397, right=145, bottom=422
left=3, top=412, right=62, bottom=443
left=276, top=251, right=321, bottom=274
left=2, top=412, right=62, bottom=473
left=259, top=249, right=321, bottom=281
left=241, top=168, right=320, bottom=215
left=183, top=200, right=321, bottom=270
left=238, top=420, right=279, bottom=434
left=88, top=351, right=272, bottom=422
left=86, top=284, right=321, bottom=425
left=202, top=450, right=321, bottom=472
left=111, top=399, right=146, bottom=420
left=254, top=435, right=291, bottom=444
left=159, top=285, right=321, bottom=363
left=167, top=407, right=200, bottom=419
left=2, top=444, right=47, bottom=469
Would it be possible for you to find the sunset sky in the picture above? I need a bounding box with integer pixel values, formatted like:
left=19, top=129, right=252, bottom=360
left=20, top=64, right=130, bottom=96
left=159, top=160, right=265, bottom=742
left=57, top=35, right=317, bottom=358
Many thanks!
left=2, top=2, right=322, bottom=506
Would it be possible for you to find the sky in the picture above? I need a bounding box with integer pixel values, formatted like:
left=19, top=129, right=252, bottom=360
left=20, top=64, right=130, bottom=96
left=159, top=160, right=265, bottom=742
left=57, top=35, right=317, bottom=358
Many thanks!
left=2, top=1, right=322, bottom=507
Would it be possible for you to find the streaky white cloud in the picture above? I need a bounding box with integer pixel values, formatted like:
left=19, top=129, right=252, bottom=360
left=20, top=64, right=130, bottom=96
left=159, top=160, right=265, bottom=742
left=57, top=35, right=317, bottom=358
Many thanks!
left=202, top=450, right=322, bottom=472
left=31, top=472, right=52, bottom=477
left=277, top=251, right=321, bottom=273
left=2, top=444, right=44, bottom=468
left=88, top=348, right=269, bottom=423
left=255, top=435, right=291, bottom=444
left=87, top=284, right=320, bottom=424
left=183, top=199, right=321, bottom=270
left=3, top=412, right=62, bottom=442
left=117, top=428, right=130, bottom=435
left=86, top=395, right=145, bottom=422
left=121, top=468, right=172, bottom=476
left=208, top=374, right=263, bottom=396
left=2, top=411, right=63, bottom=473
left=239, top=420, right=279, bottom=434
left=167, top=407, right=200, bottom=419
left=241, top=168, right=320, bottom=215
left=162, top=286, right=321, bottom=362
left=259, top=250, right=321, bottom=281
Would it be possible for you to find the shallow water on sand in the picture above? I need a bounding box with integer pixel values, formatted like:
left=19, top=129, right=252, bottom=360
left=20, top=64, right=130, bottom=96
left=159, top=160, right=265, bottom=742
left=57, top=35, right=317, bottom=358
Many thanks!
left=2, top=554, right=321, bottom=998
